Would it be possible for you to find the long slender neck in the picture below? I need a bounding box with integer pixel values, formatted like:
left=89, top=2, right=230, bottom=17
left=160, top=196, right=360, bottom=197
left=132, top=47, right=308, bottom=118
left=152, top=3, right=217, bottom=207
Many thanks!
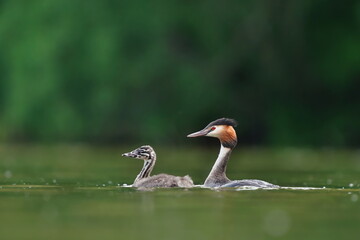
left=204, top=144, right=232, bottom=187
left=133, top=155, right=156, bottom=184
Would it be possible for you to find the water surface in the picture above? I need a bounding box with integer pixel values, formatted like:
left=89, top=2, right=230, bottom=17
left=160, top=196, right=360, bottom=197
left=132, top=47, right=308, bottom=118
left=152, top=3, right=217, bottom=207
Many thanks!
left=1, top=145, right=359, bottom=240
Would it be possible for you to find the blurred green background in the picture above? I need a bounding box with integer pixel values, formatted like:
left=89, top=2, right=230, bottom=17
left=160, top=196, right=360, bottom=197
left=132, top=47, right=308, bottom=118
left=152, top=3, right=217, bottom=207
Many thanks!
left=0, top=0, right=359, bottom=147
left=1, top=2, right=360, bottom=240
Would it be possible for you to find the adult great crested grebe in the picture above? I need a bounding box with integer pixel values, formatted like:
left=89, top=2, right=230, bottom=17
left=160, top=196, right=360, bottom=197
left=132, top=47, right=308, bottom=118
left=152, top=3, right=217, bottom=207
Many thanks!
left=187, top=118, right=279, bottom=188
left=122, top=145, right=194, bottom=188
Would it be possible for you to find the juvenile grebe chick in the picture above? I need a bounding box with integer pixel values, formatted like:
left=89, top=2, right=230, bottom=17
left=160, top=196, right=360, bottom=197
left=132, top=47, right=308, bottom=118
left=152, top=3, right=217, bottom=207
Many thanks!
left=187, top=118, right=279, bottom=188
left=122, top=145, right=194, bottom=188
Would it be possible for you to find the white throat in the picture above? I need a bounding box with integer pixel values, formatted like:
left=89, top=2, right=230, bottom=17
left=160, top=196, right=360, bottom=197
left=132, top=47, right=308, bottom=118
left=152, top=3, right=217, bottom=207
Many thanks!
left=209, top=145, right=231, bottom=175
left=204, top=144, right=232, bottom=187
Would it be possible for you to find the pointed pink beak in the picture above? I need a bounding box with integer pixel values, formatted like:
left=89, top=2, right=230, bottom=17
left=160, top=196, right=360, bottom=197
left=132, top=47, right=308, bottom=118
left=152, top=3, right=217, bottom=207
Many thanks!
left=187, top=128, right=210, bottom=138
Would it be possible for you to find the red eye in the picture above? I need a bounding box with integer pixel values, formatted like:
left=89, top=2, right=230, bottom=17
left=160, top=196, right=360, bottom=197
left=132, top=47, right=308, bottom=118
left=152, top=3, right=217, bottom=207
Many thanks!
left=211, top=127, right=216, bottom=131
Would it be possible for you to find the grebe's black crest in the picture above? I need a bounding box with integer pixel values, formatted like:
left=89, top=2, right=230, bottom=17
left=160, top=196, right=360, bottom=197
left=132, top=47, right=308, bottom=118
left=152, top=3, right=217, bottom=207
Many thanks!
left=205, top=118, right=237, bottom=128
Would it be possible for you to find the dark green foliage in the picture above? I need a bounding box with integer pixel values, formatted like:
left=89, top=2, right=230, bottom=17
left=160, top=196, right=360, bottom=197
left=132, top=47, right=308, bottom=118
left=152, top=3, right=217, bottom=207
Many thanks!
left=0, top=0, right=359, bottom=146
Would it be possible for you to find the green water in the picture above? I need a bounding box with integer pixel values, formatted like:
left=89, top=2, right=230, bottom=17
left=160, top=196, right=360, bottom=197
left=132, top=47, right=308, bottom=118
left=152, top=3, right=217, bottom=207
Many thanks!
left=1, top=145, right=360, bottom=240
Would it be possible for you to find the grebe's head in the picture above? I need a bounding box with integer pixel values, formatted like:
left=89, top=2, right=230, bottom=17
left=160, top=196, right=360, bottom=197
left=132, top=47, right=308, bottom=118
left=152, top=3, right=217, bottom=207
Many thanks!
left=187, top=118, right=238, bottom=148
left=122, top=145, right=156, bottom=161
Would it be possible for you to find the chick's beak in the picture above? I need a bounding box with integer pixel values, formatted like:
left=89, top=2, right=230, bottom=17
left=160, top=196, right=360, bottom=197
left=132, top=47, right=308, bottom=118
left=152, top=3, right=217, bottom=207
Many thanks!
left=187, top=128, right=210, bottom=138
left=122, top=152, right=135, bottom=158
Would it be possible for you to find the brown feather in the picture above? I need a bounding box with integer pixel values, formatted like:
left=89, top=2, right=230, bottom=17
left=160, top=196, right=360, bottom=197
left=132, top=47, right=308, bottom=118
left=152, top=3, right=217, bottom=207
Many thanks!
left=220, top=126, right=237, bottom=148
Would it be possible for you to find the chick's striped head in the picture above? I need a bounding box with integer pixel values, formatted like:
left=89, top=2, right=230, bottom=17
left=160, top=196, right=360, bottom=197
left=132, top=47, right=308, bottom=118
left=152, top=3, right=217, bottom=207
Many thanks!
left=122, top=145, right=155, bottom=161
